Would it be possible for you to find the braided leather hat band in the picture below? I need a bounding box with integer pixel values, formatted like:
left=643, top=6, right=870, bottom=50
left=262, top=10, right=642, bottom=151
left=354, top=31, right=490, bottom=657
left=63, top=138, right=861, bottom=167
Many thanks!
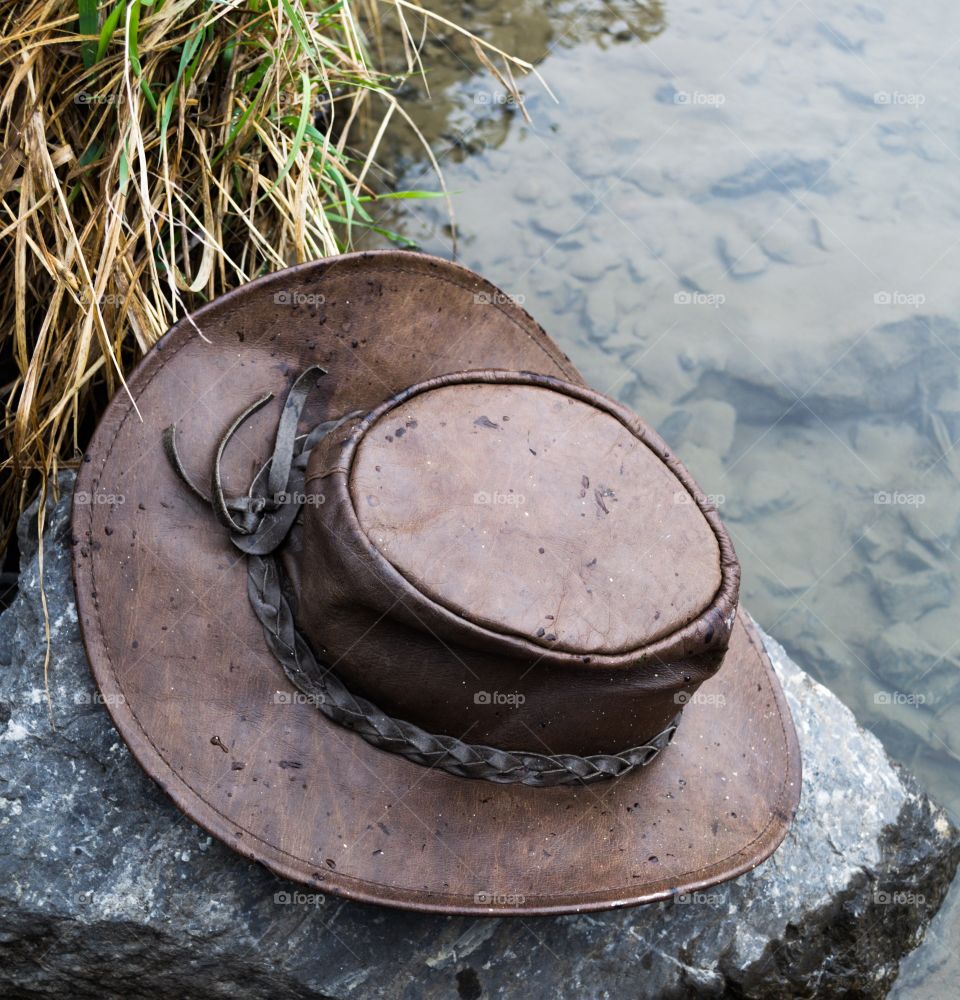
left=163, top=366, right=681, bottom=786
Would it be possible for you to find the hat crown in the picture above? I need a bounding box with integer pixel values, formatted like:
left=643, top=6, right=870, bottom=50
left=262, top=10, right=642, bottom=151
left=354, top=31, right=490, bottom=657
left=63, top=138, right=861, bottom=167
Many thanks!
left=348, top=379, right=721, bottom=657
left=295, top=370, right=739, bottom=757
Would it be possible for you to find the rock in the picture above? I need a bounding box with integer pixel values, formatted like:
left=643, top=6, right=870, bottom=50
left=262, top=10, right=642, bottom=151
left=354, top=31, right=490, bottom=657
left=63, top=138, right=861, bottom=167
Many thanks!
left=901, top=489, right=960, bottom=548
left=755, top=218, right=827, bottom=267
left=931, top=699, right=960, bottom=759
left=715, top=234, right=769, bottom=280
left=709, top=155, right=833, bottom=199
left=868, top=622, right=949, bottom=693
left=583, top=274, right=621, bottom=330
left=512, top=177, right=542, bottom=204
left=750, top=561, right=818, bottom=601
left=872, top=568, right=954, bottom=622
left=1, top=475, right=958, bottom=1000
left=693, top=316, right=960, bottom=424
left=671, top=443, right=727, bottom=500
left=740, top=468, right=796, bottom=518
left=658, top=399, right=737, bottom=459
left=567, top=245, right=620, bottom=283
left=857, top=521, right=901, bottom=563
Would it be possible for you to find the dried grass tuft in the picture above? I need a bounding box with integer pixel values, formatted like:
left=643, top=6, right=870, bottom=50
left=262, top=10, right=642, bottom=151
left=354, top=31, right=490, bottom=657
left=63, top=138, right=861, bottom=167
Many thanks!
left=0, top=0, right=538, bottom=542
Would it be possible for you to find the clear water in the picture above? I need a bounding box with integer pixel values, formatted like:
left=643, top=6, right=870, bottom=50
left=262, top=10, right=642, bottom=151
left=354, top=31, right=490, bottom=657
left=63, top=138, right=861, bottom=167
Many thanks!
left=366, top=1, right=960, bottom=993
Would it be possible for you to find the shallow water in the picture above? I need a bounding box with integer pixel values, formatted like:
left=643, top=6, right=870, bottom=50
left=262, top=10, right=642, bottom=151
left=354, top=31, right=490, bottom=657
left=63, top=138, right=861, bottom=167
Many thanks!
left=364, top=0, right=960, bottom=992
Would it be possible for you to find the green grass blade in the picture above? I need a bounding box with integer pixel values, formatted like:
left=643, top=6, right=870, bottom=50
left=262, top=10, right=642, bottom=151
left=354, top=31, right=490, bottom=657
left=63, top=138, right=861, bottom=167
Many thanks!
left=159, top=24, right=207, bottom=137
left=323, top=212, right=421, bottom=249
left=127, top=0, right=158, bottom=112
left=357, top=190, right=449, bottom=201
left=212, top=70, right=272, bottom=164
left=280, top=0, right=315, bottom=58
left=324, top=159, right=372, bottom=230
left=95, top=1, right=127, bottom=63
left=265, top=69, right=311, bottom=196
left=118, top=144, right=130, bottom=193
left=77, top=0, right=100, bottom=68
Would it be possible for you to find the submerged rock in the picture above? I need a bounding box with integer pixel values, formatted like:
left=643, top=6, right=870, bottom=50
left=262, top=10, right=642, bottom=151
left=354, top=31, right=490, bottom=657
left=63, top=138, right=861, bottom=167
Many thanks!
left=873, top=568, right=954, bottom=622
left=0, top=477, right=957, bottom=999
left=709, top=155, right=833, bottom=199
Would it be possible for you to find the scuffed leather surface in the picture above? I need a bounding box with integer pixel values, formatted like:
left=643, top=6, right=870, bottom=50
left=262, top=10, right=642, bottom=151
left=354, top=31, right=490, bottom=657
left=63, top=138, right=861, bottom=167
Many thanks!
left=72, top=250, right=799, bottom=914
left=350, top=381, right=721, bottom=654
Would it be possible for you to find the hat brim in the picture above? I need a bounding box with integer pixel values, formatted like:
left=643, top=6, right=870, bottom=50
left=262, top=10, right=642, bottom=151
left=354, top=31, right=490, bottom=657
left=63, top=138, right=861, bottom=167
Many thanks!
left=73, top=250, right=801, bottom=915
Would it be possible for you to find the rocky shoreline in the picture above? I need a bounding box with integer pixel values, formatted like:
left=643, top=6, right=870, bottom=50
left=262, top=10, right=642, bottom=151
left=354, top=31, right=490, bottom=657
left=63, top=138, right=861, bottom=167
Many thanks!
left=0, top=477, right=957, bottom=998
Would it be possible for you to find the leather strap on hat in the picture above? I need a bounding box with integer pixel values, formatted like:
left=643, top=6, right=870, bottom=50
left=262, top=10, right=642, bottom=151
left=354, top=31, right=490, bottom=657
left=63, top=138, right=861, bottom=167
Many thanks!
left=163, top=367, right=680, bottom=786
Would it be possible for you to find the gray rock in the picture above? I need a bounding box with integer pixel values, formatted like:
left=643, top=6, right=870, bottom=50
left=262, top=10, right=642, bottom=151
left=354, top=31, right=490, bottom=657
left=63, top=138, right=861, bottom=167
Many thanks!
left=715, top=234, right=768, bottom=280
left=709, top=155, right=833, bottom=199
left=873, top=568, right=954, bottom=622
left=658, top=399, right=737, bottom=460
left=696, top=316, right=960, bottom=425
left=741, top=468, right=797, bottom=518
left=1, top=476, right=958, bottom=1000
left=869, top=621, right=953, bottom=694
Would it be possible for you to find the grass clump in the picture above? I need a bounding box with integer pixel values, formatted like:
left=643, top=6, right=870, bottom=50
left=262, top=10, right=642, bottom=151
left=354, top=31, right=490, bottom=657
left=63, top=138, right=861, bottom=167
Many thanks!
left=0, top=0, right=538, bottom=542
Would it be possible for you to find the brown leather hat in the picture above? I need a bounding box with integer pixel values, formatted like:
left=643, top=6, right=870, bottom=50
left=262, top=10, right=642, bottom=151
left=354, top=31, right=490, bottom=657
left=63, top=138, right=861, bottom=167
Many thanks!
left=73, top=250, right=800, bottom=914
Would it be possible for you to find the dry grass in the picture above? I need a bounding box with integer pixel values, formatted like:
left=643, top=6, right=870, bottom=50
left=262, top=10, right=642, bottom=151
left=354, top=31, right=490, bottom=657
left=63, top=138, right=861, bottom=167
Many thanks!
left=0, top=0, right=540, bottom=544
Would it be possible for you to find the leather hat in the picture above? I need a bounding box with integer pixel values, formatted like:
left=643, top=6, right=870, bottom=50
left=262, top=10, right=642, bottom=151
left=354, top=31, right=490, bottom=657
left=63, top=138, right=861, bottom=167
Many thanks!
left=73, top=250, right=800, bottom=914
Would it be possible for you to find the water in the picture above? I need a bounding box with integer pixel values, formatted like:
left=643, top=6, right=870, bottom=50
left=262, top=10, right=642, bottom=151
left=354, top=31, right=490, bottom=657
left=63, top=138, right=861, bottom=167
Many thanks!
left=363, top=1, right=960, bottom=992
